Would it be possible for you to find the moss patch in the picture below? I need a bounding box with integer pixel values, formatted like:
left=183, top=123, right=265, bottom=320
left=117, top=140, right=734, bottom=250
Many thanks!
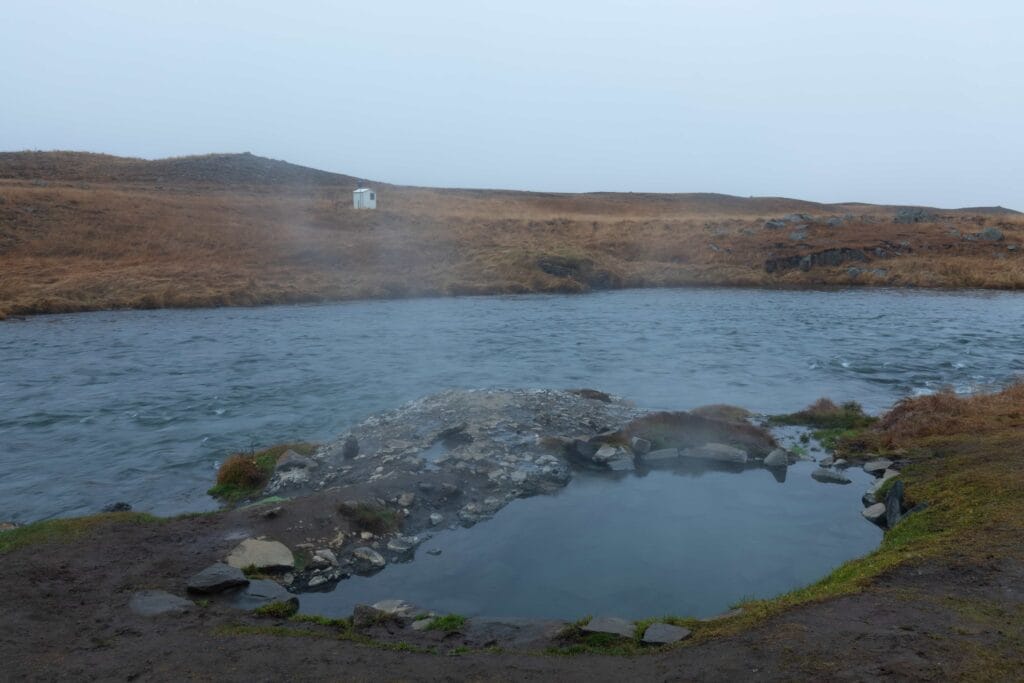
left=425, top=614, right=467, bottom=632
left=253, top=601, right=299, bottom=618
left=0, top=512, right=159, bottom=555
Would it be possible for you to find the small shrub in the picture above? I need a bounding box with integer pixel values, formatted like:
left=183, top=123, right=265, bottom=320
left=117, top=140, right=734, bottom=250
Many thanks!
left=254, top=600, right=298, bottom=618
left=208, top=442, right=318, bottom=502
left=770, top=398, right=877, bottom=431
left=426, top=614, right=467, bottom=632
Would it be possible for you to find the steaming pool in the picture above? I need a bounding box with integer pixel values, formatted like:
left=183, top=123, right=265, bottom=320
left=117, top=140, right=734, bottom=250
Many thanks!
left=300, top=459, right=880, bottom=620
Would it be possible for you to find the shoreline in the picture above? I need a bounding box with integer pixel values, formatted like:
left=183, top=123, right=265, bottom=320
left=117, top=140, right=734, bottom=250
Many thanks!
left=2, top=385, right=1022, bottom=678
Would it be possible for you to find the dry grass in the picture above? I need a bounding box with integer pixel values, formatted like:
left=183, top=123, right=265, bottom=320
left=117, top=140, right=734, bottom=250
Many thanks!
left=875, top=383, right=1024, bottom=447
left=1, top=152, right=1022, bottom=318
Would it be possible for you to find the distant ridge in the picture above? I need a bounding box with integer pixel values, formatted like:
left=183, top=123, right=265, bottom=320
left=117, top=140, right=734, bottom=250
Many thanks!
left=0, top=151, right=366, bottom=188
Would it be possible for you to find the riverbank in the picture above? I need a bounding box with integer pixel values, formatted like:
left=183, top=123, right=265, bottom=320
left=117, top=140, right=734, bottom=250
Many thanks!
left=2, top=151, right=1023, bottom=320
left=1, top=385, right=1021, bottom=679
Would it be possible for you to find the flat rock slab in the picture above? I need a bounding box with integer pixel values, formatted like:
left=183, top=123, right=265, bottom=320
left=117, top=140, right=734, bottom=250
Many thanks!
left=582, top=616, right=634, bottom=638
left=223, top=579, right=298, bottom=611
left=643, top=448, right=680, bottom=462
left=226, top=539, right=295, bottom=571
left=811, top=468, right=852, bottom=485
left=187, top=562, right=249, bottom=594
left=680, top=443, right=748, bottom=463
left=863, top=458, right=893, bottom=475
left=643, top=623, right=692, bottom=644
left=129, top=590, right=193, bottom=617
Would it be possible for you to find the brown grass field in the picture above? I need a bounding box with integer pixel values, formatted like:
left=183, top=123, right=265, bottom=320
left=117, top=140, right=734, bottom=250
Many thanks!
left=1, top=151, right=1022, bottom=319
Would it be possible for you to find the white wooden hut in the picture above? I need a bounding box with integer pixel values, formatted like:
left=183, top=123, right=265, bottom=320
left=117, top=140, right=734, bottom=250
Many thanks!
left=352, top=187, right=377, bottom=209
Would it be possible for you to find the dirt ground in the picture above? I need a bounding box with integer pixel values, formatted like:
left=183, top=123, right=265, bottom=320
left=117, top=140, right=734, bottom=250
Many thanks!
left=3, top=507, right=1022, bottom=682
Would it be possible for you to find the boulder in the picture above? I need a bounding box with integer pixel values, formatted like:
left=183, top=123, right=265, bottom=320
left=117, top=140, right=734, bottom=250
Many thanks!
left=342, top=435, right=359, bottom=459
left=862, top=503, right=887, bottom=526
left=643, top=448, right=680, bottom=462
left=129, top=590, right=193, bottom=617
left=314, top=549, right=338, bottom=566
left=581, top=616, right=634, bottom=638
left=630, top=436, right=652, bottom=455
left=863, top=459, right=893, bottom=475
left=397, top=492, right=416, bottom=507
left=275, top=450, right=317, bottom=472
left=642, top=623, right=692, bottom=644
left=871, top=469, right=900, bottom=495
left=819, top=456, right=835, bottom=467
left=429, top=512, right=444, bottom=526
left=811, top=468, right=852, bottom=485
left=386, top=535, right=419, bottom=554
left=224, top=579, right=298, bottom=611
left=353, top=546, right=386, bottom=569
left=592, top=445, right=619, bottom=464
left=187, top=562, right=249, bottom=594
left=372, top=599, right=417, bottom=617
left=226, top=539, right=295, bottom=572
left=680, top=443, right=748, bottom=464
left=763, top=449, right=789, bottom=469
left=606, top=454, right=636, bottom=471
left=885, top=480, right=905, bottom=528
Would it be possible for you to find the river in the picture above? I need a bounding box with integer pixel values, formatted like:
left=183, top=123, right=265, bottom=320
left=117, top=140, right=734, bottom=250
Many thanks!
left=2, top=287, right=1022, bottom=522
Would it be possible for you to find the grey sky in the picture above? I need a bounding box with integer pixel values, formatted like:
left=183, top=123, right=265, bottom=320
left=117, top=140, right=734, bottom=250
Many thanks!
left=3, top=1, right=1022, bottom=208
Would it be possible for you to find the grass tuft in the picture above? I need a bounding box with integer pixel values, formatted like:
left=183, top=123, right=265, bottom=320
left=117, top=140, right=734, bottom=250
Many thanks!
left=253, top=601, right=299, bottom=618
left=426, top=614, right=467, bottom=632
left=208, top=442, right=317, bottom=502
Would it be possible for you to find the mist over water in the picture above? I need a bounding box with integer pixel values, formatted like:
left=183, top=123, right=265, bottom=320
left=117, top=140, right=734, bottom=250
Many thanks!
left=2, top=287, right=1022, bottom=522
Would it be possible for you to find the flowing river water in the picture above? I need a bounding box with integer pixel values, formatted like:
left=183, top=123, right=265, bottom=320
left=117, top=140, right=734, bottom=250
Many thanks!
left=2, top=287, right=1022, bottom=524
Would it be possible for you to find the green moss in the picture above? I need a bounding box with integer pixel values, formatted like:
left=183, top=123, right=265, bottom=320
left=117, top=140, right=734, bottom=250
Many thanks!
left=426, top=614, right=467, bottom=632
left=290, top=614, right=353, bottom=631
left=0, top=512, right=159, bottom=555
left=770, top=399, right=877, bottom=431
left=253, top=601, right=299, bottom=618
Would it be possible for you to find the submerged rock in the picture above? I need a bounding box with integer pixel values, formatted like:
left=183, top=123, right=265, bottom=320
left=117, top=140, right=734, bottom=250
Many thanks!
left=680, top=443, right=748, bottom=463
left=642, top=623, right=692, bottom=644
left=582, top=616, right=634, bottom=638
left=643, top=448, right=680, bottom=462
left=353, top=546, right=386, bottom=569
left=811, top=468, right=852, bottom=485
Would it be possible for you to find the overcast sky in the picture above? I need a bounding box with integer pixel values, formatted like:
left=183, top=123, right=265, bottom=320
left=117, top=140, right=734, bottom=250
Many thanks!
left=3, top=1, right=1023, bottom=208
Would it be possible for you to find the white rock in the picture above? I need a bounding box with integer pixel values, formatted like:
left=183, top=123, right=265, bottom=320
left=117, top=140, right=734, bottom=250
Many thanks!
left=429, top=513, right=444, bottom=526
left=862, top=503, right=886, bottom=525
left=225, top=539, right=295, bottom=571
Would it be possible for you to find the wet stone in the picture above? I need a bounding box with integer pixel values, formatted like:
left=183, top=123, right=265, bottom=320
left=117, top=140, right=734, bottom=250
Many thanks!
left=226, top=539, right=295, bottom=572
left=187, top=562, right=249, bottom=594
left=642, top=623, right=692, bottom=644
left=863, top=458, right=893, bottom=475
left=582, top=616, right=634, bottom=638
left=643, top=448, right=679, bottom=462
left=862, top=503, right=887, bottom=526
left=763, top=448, right=789, bottom=468
left=680, top=443, right=748, bottom=463
left=129, top=590, right=193, bottom=617
left=811, top=468, right=852, bottom=485
left=223, top=579, right=298, bottom=611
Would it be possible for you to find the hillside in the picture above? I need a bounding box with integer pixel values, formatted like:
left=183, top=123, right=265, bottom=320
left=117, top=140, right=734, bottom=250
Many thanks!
left=1, top=151, right=1022, bottom=318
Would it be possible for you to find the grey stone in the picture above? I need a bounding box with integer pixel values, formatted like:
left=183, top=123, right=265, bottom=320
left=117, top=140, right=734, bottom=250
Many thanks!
left=979, top=226, right=1004, bottom=241
left=226, top=539, right=295, bottom=571
left=224, top=579, right=298, bottom=611
left=397, top=492, right=416, bottom=507
left=129, top=590, right=193, bottom=616
left=582, top=616, right=634, bottom=638
left=412, top=618, right=433, bottom=631
left=275, top=450, right=317, bottom=472
left=862, top=503, right=887, bottom=526
left=863, top=459, right=893, bottom=475
left=314, top=548, right=338, bottom=566
left=789, top=228, right=808, bottom=241
left=592, top=445, right=619, bottom=464
left=372, top=599, right=416, bottom=617
left=819, top=455, right=835, bottom=467
left=429, top=512, right=444, bottom=526
left=426, top=548, right=442, bottom=556
left=353, top=546, right=386, bottom=568
left=680, top=443, right=748, bottom=463
left=630, top=436, right=652, bottom=455
left=386, top=535, right=418, bottom=554
left=833, top=458, right=848, bottom=468
left=606, top=454, right=636, bottom=471
left=885, top=479, right=905, bottom=528
left=811, top=468, right=851, bottom=485
left=642, top=623, right=692, bottom=644
left=763, top=219, right=788, bottom=230
left=763, top=448, right=789, bottom=469
left=342, top=435, right=359, bottom=459
left=862, top=489, right=877, bottom=507
left=872, top=469, right=900, bottom=494
left=187, top=562, right=249, bottom=594
left=643, top=448, right=680, bottom=462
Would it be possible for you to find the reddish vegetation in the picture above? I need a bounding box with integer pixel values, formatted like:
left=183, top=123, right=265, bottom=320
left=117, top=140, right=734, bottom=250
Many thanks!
left=1, top=151, right=1022, bottom=319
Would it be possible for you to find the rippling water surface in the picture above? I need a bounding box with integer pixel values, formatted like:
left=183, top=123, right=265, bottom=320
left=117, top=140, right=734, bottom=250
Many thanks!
left=2, top=288, right=1022, bottom=521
